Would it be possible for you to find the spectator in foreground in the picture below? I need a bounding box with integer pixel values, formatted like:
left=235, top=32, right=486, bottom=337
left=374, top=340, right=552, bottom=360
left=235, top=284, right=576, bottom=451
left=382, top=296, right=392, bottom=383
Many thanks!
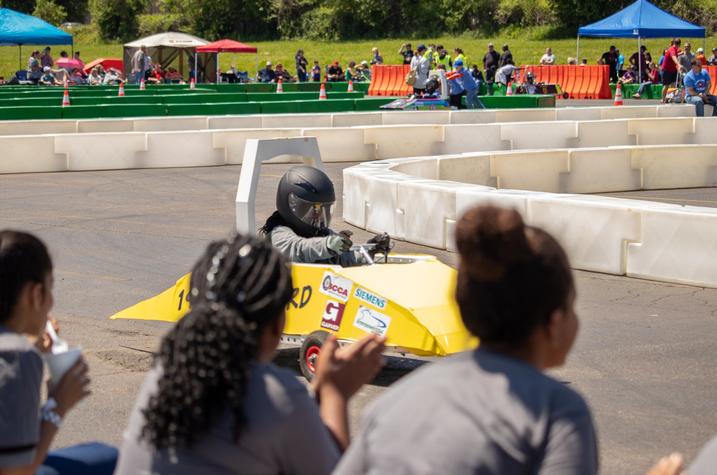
left=0, top=230, right=92, bottom=474
left=661, top=39, right=682, bottom=101
left=370, top=47, right=383, bottom=65
left=40, top=46, right=53, bottom=69
left=326, top=61, right=344, bottom=82
left=114, top=234, right=385, bottom=475
left=295, top=49, right=308, bottom=82
left=684, top=59, right=717, bottom=117
left=410, top=44, right=431, bottom=95
left=540, top=47, right=556, bottom=65
left=678, top=42, right=694, bottom=72
left=257, top=61, right=276, bottom=83
left=336, top=205, right=598, bottom=474
left=399, top=43, right=413, bottom=64
left=311, top=60, right=322, bottom=82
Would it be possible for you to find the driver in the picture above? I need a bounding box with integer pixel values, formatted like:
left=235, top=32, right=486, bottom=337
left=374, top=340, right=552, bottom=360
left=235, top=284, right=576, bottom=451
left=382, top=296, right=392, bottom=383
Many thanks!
left=260, top=166, right=391, bottom=265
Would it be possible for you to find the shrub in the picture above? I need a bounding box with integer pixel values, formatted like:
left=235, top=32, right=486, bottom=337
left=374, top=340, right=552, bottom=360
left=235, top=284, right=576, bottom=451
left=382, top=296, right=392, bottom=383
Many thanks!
left=33, top=0, right=67, bottom=25
left=138, top=13, right=186, bottom=36
left=89, top=0, right=144, bottom=41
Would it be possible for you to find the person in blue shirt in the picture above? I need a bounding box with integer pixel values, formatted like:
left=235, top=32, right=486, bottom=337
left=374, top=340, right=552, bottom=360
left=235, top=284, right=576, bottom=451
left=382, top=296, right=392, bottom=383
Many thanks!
left=684, top=59, right=717, bottom=116
left=447, top=59, right=483, bottom=109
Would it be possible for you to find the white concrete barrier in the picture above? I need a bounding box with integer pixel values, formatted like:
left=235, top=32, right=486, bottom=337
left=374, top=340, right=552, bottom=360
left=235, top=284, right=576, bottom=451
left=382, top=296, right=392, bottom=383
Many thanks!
left=55, top=133, right=147, bottom=170
left=0, top=135, right=65, bottom=173
left=139, top=131, right=224, bottom=168
left=213, top=129, right=301, bottom=164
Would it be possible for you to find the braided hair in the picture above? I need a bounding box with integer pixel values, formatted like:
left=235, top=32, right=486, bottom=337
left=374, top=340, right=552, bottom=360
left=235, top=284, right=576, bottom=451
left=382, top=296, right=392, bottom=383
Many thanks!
left=141, top=233, right=293, bottom=450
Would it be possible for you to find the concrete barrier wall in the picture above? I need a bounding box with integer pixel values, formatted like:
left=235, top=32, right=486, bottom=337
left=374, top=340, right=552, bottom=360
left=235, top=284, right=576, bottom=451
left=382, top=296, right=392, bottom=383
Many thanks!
left=4, top=114, right=717, bottom=174
left=342, top=142, right=717, bottom=288
left=0, top=104, right=694, bottom=136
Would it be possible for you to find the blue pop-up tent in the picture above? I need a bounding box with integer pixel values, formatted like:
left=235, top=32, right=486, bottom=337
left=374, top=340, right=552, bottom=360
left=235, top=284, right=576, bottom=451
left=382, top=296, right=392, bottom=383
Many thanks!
left=0, top=8, right=73, bottom=69
left=577, top=0, right=705, bottom=79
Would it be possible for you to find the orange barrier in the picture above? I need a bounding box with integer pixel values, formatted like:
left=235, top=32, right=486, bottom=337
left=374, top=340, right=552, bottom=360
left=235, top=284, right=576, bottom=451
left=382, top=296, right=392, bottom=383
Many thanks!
left=368, top=65, right=413, bottom=96
left=705, top=66, right=717, bottom=95
left=523, top=65, right=612, bottom=99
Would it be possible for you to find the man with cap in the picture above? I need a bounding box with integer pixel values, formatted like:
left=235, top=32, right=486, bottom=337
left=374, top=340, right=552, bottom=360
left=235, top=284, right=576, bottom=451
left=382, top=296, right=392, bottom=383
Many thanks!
left=258, top=61, right=276, bottom=82
left=709, top=48, right=717, bottom=66
left=499, top=44, right=513, bottom=68
left=410, top=44, right=431, bottom=95
left=696, top=47, right=708, bottom=66
left=260, top=166, right=391, bottom=265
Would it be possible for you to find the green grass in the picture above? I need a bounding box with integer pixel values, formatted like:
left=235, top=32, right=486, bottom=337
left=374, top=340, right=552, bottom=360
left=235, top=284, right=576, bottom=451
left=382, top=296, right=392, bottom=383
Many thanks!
left=1, top=26, right=715, bottom=79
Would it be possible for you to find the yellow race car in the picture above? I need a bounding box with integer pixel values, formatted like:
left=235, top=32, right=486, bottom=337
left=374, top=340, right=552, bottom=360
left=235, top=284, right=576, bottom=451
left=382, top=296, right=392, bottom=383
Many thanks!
left=111, top=251, right=474, bottom=379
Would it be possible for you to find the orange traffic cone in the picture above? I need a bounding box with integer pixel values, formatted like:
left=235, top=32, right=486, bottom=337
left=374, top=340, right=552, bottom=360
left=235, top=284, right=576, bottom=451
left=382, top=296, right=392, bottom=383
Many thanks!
left=118, top=82, right=125, bottom=97
left=139, top=77, right=146, bottom=90
left=276, top=78, right=283, bottom=93
left=506, top=81, right=513, bottom=96
left=61, top=87, right=70, bottom=107
left=190, top=77, right=196, bottom=90
left=614, top=82, right=623, bottom=106
left=319, top=83, right=327, bottom=100
left=347, top=80, right=354, bottom=92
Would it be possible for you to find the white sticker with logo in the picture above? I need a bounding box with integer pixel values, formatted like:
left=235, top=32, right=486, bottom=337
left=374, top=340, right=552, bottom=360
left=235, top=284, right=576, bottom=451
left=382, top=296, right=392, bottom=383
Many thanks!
left=353, top=287, right=387, bottom=310
left=321, top=300, right=346, bottom=332
left=319, top=271, right=353, bottom=303
left=353, top=306, right=391, bottom=337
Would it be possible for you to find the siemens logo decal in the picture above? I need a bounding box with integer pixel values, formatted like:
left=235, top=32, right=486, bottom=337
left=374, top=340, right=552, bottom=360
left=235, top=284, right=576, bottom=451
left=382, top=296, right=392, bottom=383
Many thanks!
left=353, top=288, right=386, bottom=309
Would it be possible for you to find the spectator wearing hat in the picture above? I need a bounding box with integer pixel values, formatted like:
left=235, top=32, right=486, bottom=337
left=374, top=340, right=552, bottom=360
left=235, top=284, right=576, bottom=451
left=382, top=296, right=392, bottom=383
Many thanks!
left=696, top=47, right=708, bottom=66
left=38, top=66, right=60, bottom=86
left=257, top=61, right=276, bottom=83
left=499, top=44, right=513, bottom=67
left=40, top=47, right=53, bottom=69
left=326, top=61, right=344, bottom=82
left=357, top=61, right=371, bottom=81
left=274, top=63, right=293, bottom=83
left=410, top=44, right=431, bottom=95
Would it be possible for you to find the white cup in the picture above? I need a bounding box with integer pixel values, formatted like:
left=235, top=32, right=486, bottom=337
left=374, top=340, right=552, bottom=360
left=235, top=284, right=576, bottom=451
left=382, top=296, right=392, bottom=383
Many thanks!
left=45, top=347, right=82, bottom=385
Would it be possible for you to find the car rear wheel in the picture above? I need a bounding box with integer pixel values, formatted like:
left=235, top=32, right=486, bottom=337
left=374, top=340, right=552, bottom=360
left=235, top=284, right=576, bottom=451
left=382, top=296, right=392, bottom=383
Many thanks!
left=299, top=330, right=330, bottom=381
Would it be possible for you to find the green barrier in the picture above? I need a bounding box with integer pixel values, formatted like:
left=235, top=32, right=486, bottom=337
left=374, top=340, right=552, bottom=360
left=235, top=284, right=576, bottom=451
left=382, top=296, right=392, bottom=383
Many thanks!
left=610, top=83, right=663, bottom=99
left=259, top=101, right=300, bottom=114
left=353, top=97, right=395, bottom=111
left=292, top=99, right=356, bottom=113
left=0, top=105, right=62, bottom=120
left=165, top=102, right=261, bottom=116
left=475, top=94, right=555, bottom=109
left=60, top=104, right=168, bottom=119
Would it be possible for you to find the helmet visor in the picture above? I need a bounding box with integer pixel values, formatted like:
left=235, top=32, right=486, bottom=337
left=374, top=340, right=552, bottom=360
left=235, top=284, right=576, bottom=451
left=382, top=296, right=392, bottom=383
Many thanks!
left=288, top=193, right=334, bottom=230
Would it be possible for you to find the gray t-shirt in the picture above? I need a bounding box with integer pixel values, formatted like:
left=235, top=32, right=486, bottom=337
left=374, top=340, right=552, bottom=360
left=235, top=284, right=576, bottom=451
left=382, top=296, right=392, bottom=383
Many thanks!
left=689, top=433, right=717, bottom=475
left=115, top=362, right=339, bottom=475
left=0, top=328, right=43, bottom=469
left=336, top=349, right=598, bottom=475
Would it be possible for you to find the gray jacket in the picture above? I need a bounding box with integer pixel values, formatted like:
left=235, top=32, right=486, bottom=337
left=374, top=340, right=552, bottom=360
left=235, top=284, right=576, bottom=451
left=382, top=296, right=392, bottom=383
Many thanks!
left=269, top=225, right=367, bottom=266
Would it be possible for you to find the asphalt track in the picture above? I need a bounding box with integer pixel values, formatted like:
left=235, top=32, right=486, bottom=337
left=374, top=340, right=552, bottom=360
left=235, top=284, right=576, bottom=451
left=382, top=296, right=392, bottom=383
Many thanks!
left=2, top=161, right=717, bottom=475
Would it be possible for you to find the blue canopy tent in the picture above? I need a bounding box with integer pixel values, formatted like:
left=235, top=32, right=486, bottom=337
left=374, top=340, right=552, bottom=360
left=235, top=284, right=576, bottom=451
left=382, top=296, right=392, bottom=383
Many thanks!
left=577, top=0, right=705, bottom=80
left=0, top=8, right=73, bottom=70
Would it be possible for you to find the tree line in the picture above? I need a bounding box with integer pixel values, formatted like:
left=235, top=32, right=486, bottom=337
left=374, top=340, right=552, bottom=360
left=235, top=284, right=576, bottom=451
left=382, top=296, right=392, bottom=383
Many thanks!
left=1, top=0, right=715, bottom=42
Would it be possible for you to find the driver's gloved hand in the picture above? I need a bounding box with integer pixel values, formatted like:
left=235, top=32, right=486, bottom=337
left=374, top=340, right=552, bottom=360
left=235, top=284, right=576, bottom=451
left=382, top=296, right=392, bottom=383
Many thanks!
left=367, top=233, right=391, bottom=256
left=327, top=234, right=352, bottom=254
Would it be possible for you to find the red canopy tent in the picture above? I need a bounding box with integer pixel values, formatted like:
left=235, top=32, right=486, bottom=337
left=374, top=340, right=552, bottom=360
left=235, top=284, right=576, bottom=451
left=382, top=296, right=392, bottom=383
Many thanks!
left=195, top=39, right=258, bottom=83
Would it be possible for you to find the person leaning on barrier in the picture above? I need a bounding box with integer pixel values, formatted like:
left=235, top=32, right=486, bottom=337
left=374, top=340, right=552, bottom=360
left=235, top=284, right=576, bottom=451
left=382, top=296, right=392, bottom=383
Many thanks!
left=260, top=166, right=390, bottom=266
left=684, top=59, right=717, bottom=117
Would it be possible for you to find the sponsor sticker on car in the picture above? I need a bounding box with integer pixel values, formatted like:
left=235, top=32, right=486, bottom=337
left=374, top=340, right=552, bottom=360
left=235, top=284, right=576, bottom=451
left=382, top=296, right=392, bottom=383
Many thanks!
left=321, top=300, right=346, bottom=332
left=353, top=287, right=387, bottom=309
left=319, top=271, right=353, bottom=303
left=353, top=306, right=391, bottom=336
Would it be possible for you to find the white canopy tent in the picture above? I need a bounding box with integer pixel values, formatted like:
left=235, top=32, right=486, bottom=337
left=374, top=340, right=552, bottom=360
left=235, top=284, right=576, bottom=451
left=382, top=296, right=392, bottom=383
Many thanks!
left=123, top=32, right=217, bottom=82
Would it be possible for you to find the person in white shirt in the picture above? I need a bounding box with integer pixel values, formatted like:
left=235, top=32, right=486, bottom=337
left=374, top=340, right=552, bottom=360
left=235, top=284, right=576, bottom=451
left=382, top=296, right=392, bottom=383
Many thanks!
left=540, top=47, right=556, bottom=65
left=495, top=62, right=516, bottom=85
left=410, top=44, right=431, bottom=95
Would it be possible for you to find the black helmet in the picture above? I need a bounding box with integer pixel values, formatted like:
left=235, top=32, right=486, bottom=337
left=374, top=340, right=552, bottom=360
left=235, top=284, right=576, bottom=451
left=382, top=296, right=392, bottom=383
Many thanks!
left=526, top=71, right=535, bottom=81
left=276, top=166, right=336, bottom=237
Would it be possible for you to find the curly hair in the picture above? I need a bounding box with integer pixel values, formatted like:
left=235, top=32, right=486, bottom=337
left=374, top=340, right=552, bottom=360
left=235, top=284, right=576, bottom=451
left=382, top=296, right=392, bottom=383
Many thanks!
left=141, top=233, right=293, bottom=450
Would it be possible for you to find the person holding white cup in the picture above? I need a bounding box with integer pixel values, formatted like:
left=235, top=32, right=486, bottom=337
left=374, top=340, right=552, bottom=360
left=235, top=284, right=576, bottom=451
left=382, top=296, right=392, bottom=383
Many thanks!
left=0, top=230, right=91, bottom=475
